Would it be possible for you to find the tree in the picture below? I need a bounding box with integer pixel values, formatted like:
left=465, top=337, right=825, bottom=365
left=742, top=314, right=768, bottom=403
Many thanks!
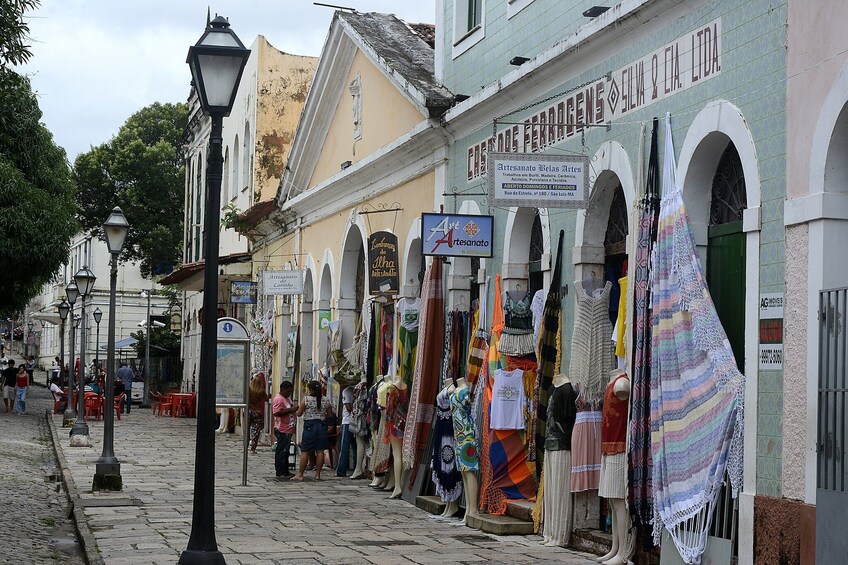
left=75, top=102, right=189, bottom=277
left=0, top=70, right=78, bottom=315
left=0, top=0, right=39, bottom=70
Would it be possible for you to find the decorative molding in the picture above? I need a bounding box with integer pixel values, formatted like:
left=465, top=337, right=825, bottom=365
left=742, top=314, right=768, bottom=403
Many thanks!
left=784, top=192, right=848, bottom=226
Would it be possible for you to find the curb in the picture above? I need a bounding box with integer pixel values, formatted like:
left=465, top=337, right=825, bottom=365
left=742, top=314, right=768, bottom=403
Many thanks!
left=46, top=411, right=105, bottom=565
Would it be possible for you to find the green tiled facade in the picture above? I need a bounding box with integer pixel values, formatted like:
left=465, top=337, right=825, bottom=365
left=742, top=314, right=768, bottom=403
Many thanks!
left=441, top=0, right=787, bottom=496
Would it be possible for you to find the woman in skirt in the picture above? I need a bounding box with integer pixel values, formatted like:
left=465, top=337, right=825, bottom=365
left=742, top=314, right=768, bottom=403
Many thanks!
left=292, top=380, right=329, bottom=481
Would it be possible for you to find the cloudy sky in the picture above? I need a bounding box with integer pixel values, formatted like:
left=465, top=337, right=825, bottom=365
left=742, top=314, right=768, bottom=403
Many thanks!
left=19, top=1, right=437, bottom=162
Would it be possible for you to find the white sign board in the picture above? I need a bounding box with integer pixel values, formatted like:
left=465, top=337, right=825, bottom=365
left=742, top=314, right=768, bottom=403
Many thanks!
left=759, top=293, right=784, bottom=319
left=262, top=270, right=304, bottom=296
left=758, top=292, right=784, bottom=371
left=488, top=153, right=590, bottom=208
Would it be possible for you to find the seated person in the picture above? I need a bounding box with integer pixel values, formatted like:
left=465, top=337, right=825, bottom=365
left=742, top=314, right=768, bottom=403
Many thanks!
left=113, top=378, right=126, bottom=398
left=49, top=376, right=67, bottom=413
left=86, top=376, right=102, bottom=395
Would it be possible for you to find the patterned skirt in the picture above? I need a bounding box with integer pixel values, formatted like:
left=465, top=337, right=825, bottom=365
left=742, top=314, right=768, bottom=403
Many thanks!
left=431, top=409, right=463, bottom=502
left=598, top=451, right=627, bottom=499
left=370, top=413, right=392, bottom=474
left=570, top=410, right=602, bottom=492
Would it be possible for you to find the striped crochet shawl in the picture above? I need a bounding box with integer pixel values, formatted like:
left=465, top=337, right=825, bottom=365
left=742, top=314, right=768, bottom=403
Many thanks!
left=650, top=116, right=745, bottom=564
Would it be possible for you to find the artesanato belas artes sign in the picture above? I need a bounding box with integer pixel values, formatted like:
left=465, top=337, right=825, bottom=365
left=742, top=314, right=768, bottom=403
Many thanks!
left=421, top=213, right=494, bottom=258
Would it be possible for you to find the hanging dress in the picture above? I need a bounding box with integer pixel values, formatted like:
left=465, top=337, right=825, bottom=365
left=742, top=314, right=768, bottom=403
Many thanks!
left=383, top=384, right=409, bottom=442
left=431, top=387, right=463, bottom=502
left=450, top=385, right=479, bottom=472
left=543, top=381, right=577, bottom=547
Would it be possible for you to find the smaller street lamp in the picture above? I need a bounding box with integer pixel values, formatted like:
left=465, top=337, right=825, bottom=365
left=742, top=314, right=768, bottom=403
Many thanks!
left=70, top=266, right=96, bottom=447
left=26, top=321, right=33, bottom=359
left=63, top=283, right=80, bottom=427
left=93, top=307, right=103, bottom=373
left=94, top=206, right=130, bottom=491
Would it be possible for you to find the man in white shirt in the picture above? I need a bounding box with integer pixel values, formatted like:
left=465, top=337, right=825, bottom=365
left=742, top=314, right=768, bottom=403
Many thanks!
left=336, top=386, right=356, bottom=477
left=48, top=376, right=66, bottom=413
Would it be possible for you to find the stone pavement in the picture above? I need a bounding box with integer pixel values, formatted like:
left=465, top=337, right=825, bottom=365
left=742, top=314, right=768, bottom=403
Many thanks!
left=0, top=377, right=84, bottom=564
left=50, top=402, right=599, bottom=565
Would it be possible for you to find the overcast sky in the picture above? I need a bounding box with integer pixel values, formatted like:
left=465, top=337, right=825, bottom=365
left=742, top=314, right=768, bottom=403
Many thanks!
left=19, top=1, right=437, bottom=162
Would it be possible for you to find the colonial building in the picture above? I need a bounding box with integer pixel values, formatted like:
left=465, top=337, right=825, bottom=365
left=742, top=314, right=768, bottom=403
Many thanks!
left=161, top=36, right=316, bottom=386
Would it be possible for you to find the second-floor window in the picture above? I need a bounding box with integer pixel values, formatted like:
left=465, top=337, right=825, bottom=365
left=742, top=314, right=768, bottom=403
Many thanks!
left=454, top=0, right=485, bottom=56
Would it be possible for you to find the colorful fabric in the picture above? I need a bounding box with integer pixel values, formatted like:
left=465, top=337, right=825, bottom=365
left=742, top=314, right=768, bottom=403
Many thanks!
left=384, top=385, right=409, bottom=441
left=450, top=385, right=479, bottom=472
left=601, top=374, right=628, bottom=455
left=628, top=118, right=660, bottom=543
left=370, top=415, right=392, bottom=474
left=402, top=260, right=444, bottom=479
left=489, top=427, right=538, bottom=501
left=431, top=387, right=463, bottom=501
left=534, top=230, right=565, bottom=466
left=615, top=276, right=628, bottom=357
left=650, top=115, right=745, bottom=562
left=398, top=324, right=419, bottom=391
left=349, top=381, right=369, bottom=437
left=570, top=405, right=602, bottom=492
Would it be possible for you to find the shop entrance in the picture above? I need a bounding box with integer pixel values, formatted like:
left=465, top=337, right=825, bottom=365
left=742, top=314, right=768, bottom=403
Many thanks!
left=705, top=141, right=747, bottom=554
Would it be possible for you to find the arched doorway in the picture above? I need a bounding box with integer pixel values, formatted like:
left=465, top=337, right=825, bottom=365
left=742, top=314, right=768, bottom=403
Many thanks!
left=317, top=260, right=333, bottom=373
left=300, top=267, right=315, bottom=378
left=503, top=207, right=550, bottom=294
left=339, top=224, right=366, bottom=349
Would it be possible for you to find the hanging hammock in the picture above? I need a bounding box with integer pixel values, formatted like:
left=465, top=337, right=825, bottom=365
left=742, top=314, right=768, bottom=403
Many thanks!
left=650, top=115, right=745, bottom=564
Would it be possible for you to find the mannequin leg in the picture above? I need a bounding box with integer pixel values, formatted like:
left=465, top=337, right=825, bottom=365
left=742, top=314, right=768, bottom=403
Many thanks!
left=216, top=407, right=229, bottom=433
left=382, top=466, right=395, bottom=491
left=603, top=498, right=630, bottom=565
left=596, top=499, right=620, bottom=563
left=351, top=435, right=367, bottom=479
left=389, top=437, right=404, bottom=498
left=441, top=500, right=459, bottom=517
left=461, top=471, right=479, bottom=525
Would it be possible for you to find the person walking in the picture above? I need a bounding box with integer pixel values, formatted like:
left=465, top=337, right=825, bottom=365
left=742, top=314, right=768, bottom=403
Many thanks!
left=247, top=372, right=269, bottom=454
left=272, top=381, right=297, bottom=479
left=25, top=356, right=35, bottom=386
left=15, top=363, right=28, bottom=414
left=2, top=360, right=16, bottom=413
left=116, top=362, right=134, bottom=413
left=292, top=380, right=329, bottom=481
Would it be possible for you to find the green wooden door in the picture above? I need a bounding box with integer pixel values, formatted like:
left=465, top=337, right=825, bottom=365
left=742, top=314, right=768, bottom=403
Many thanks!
left=706, top=220, right=745, bottom=371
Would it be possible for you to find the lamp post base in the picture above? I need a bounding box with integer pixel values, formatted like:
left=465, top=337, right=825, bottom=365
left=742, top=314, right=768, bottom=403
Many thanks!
left=178, top=549, right=226, bottom=564
left=69, top=421, right=91, bottom=447
left=62, top=412, right=76, bottom=427
left=92, top=465, right=123, bottom=491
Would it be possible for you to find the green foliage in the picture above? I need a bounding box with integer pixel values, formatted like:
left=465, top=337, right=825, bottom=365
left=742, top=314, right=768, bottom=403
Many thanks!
left=74, top=102, right=188, bottom=277
left=0, top=70, right=78, bottom=315
left=0, top=0, right=39, bottom=70
left=129, top=325, right=181, bottom=359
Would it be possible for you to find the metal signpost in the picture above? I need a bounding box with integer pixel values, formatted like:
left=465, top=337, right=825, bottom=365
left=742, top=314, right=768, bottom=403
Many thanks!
left=216, top=317, right=250, bottom=486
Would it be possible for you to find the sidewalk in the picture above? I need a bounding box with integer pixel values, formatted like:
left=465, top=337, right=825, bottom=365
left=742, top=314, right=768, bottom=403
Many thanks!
left=49, top=407, right=598, bottom=565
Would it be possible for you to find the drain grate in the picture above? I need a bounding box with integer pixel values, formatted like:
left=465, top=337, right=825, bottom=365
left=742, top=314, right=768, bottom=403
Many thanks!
left=349, top=540, right=421, bottom=547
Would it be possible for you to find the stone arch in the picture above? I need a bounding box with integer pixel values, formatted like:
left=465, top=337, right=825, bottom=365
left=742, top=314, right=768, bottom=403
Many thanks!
left=573, top=141, right=635, bottom=282
left=502, top=207, right=551, bottom=292
left=402, top=218, right=424, bottom=298
left=338, top=217, right=367, bottom=348
left=317, top=251, right=334, bottom=370
left=300, top=255, right=317, bottom=375
left=676, top=101, right=761, bottom=555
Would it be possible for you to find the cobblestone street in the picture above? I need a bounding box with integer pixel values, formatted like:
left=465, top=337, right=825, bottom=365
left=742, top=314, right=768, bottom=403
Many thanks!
left=0, top=380, right=83, bottom=564
left=49, top=398, right=599, bottom=565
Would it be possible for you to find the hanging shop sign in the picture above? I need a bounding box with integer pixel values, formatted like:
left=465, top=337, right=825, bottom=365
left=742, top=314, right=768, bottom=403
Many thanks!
left=759, top=292, right=784, bottom=370
left=467, top=18, right=722, bottom=181
left=318, top=310, right=333, bottom=331
left=421, top=212, right=494, bottom=258
left=488, top=152, right=590, bottom=208
left=368, top=230, right=400, bottom=295
left=230, top=281, right=257, bottom=304
left=262, top=269, right=304, bottom=295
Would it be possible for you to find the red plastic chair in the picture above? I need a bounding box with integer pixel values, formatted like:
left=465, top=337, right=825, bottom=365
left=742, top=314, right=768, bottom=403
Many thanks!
left=152, top=392, right=171, bottom=416
left=84, top=394, right=104, bottom=420
left=114, top=393, right=126, bottom=420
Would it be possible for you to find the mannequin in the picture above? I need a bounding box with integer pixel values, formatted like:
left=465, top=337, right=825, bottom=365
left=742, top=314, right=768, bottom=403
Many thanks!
left=369, top=374, right=393, bottom=488
left=450, top=377, right=480, bottom=525
left=597, top=369, right=632, bottom=565
left=388, top=374, right=408, bottom=499
left=432, top=377, right=460, bottom=517
left=542, top=372, right=577, bottom=547
left=350, top=375, right=368, bottom=479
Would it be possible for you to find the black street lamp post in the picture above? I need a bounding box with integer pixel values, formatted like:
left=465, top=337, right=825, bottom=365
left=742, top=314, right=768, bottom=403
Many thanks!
left=141, top=289, right=152, bottom=408
left=70, top=266, right=96, bottom=447
left=93, top=206, right=130, bottom=491
left=57, top=300, right=69, bottom=388
left=63, top=283, right=79, bottom=427
left=27, top=321, right=33, bottom=359
left=93, top=307, right=102, bottom=372
left=180, top=16, right=249, bottom=565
